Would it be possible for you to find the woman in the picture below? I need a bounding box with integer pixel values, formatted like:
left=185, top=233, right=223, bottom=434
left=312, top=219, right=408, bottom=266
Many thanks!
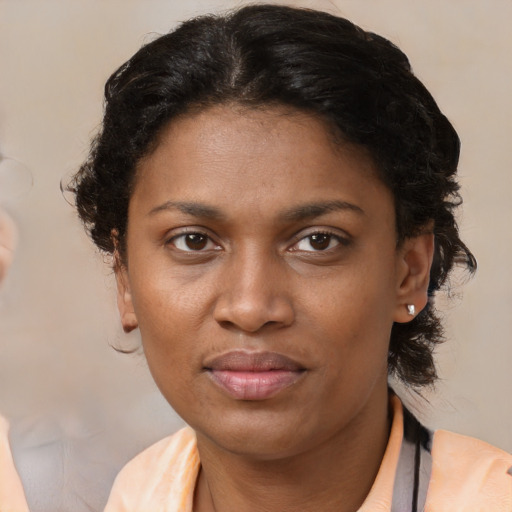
left=0, top=188, right=30, bottom=511
left=71, top=5, right=512, bottom=511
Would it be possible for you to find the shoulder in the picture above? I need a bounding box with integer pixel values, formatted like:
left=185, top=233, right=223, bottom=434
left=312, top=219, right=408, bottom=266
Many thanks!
left=0, top=414, right=30, bottom=512
left=425, top=429, right=512, bottom=511
left=104, top=427, right=200, bottom=512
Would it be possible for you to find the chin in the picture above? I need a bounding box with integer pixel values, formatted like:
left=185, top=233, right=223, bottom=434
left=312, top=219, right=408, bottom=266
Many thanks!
left=191, top=406, right=332, bottom=462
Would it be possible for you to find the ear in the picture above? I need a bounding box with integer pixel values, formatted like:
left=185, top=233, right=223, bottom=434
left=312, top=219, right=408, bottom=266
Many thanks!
left=393, top=231, right=435, bottom=323
left=114, top=252, right=139, bottom=334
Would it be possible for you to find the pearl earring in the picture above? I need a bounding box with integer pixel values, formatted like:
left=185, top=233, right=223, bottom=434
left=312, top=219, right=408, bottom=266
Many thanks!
left=407, top=304, right=416, bottom=316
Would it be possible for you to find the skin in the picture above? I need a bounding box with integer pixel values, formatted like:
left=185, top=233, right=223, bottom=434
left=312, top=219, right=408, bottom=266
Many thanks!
left=117, top=105, right=433, bottom=512
left=0, top=208, right=17, bottom=284
left=0, top=209, right=30, bottom=511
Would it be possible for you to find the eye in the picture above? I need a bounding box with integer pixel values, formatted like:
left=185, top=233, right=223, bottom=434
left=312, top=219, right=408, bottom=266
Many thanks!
left=169, top=232, right=218, bottom=252
left=293, top=232, right=344, bottom=252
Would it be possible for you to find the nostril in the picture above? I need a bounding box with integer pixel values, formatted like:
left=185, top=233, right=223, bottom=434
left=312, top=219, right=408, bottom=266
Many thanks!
left=217, top=320, right=235, bottom=330
left=213, top=287, right=295, bottom=333
left=216, top=318, right=286, bottom=334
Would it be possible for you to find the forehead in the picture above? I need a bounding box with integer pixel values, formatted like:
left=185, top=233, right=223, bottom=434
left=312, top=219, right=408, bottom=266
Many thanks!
left=131, top=105, right=392, bottom=221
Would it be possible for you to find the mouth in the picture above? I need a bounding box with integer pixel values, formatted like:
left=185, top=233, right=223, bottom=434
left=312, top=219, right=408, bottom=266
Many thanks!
left=204, top=350, right=306, bottom=401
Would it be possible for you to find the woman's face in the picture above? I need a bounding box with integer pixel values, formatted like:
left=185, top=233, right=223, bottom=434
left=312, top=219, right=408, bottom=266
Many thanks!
left=118, top=105, right=428, bottom=459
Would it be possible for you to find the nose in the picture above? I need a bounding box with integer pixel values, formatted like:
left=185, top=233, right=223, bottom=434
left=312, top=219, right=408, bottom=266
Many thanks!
left=213, top=249, right=295, bottom=333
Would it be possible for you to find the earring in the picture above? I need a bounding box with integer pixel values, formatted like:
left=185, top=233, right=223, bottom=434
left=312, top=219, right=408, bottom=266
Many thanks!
left=407, top=304, right=416, bottom=316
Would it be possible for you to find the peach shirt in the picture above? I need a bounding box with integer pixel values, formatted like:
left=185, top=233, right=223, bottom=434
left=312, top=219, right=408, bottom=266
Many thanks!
left=0, top=415, right=29, bottom=512
left=105, top=396, right=512, bottom=511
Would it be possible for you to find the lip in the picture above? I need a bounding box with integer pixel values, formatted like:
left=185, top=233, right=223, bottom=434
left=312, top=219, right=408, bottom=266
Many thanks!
left=204, top=350, right=306, bottom=400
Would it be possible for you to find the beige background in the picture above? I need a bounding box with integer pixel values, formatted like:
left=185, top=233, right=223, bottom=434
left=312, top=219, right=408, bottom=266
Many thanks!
left=0, top=0, right=511, bottom=509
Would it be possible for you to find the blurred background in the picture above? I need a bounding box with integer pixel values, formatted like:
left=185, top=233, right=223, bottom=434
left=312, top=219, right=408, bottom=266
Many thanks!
left=0, top=0, right=511, bottom=510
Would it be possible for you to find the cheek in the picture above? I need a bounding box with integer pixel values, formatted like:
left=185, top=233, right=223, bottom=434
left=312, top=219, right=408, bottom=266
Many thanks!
left=132, top=262, right=209, bottom=329
left=130, top=269, right=217, bottom=383
left=301, top=265, right=395, bottom=373
left=304, top=261, right=397, bottom=333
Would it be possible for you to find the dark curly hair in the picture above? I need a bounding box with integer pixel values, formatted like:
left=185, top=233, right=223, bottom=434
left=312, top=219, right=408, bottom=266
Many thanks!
left=70, top=4, right=476, bottom=388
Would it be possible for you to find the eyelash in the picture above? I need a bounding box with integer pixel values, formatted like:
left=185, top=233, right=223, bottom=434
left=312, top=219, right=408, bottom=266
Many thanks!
left=167, top=230, right=219, bottom=252
left=166, top=229, right=350, bottom=254
left=290, top=230, right=350, bottom=253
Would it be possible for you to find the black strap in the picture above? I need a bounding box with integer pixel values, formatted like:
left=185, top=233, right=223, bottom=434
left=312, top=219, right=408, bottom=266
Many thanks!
left=391, top=406, right=433, bottom=512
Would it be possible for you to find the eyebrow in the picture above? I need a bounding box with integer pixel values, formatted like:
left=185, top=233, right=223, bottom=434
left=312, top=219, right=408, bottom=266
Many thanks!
left=147, top=201, right=226, bottom=220
left=147, top=199, right=364, bottom=222
left=279, top=200, right=365, bottom=222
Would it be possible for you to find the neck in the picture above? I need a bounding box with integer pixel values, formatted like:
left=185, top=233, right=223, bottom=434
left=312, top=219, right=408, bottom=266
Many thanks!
left=194, top=386, right=391, bottom=512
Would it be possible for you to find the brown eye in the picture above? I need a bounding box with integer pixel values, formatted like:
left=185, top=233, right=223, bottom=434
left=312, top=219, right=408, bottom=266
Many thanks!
left=185, top=233, right=207, bottom=250
left=309, top=234, right=331, bottom=250
left=294, top=232, right=342, bottom=252
left=171, top=232, right=216, bottom=252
